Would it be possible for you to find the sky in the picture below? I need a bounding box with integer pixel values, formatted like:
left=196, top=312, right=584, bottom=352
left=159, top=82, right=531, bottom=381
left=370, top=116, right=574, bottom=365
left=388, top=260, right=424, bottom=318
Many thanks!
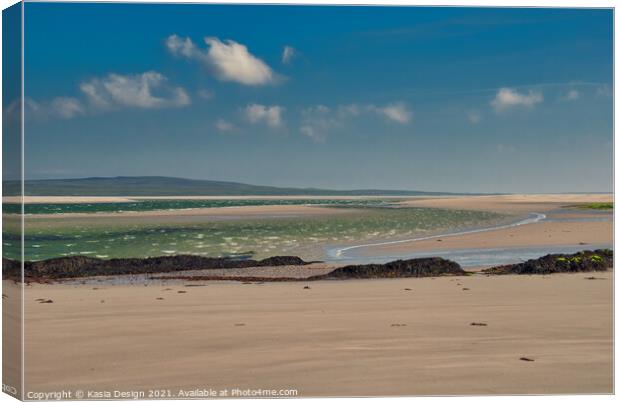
left=5, top=4, right=614, bottom=193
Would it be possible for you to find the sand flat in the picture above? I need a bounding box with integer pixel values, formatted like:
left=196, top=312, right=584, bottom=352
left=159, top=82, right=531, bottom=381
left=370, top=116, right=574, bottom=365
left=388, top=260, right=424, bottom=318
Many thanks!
left=19, top=204, right=361, bottom=221
left=402, top=194, right=613, bottom=213
left=22, top=272, right=612, bottom=396
left=357, top=220, right=612, bottom=257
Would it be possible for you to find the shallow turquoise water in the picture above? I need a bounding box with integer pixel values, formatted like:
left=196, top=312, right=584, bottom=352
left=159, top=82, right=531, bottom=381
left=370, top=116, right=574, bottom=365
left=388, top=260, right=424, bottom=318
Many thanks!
left=3, top=198, right=398, bottom=215
left=5, top=207, right=510, bottom=261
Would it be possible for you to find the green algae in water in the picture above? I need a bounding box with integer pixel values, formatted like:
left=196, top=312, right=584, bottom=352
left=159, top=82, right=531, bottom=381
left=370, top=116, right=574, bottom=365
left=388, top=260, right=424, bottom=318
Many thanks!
left=12, top=208, right=511, bottom=261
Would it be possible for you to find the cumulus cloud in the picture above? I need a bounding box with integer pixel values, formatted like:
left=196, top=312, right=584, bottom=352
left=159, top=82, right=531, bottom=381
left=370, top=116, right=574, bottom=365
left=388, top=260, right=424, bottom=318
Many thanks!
left=243, top=104, right=284, bottom=128
left=166, top=34, right=278, bottom=86
left=491, top=87, right=543, bottom=111
left=282, top=46, right=297, bottom=64
left=368, top=102, right=412, bottom=123
left=80, top=71, right=190, bottom=109
left=215, top=119, right=235, bottom=132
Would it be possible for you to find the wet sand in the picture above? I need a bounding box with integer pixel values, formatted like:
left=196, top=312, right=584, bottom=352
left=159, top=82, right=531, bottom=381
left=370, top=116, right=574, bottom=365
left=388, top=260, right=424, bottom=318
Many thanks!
left=354, top=220, right=612, bottom=258
left=19, top=272, right=613, bottom=396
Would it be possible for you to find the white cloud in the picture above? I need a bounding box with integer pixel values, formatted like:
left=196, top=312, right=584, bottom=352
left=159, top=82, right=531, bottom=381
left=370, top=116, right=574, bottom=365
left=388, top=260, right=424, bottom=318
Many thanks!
left=166, top=34, right=278, bottom=86
left=243, top=104, right=284, bottom=128
left=282, top=46, right=297, bottom=64
left=5, top=97, right=84, bottom=120
left=467, top=110, right=481, bottom=124
left=368, top=102, right=412, bottom=123
left=491, top=87, right=543, bottom=112
left=215, top=119, right=235, bottom=132
left=165, top=35, right=197, bottom=58
left=50, top=97, right=84, bottom=119
left=80, top=71, right=190, bottom=109
left=561, top=89, right=579, bottom=101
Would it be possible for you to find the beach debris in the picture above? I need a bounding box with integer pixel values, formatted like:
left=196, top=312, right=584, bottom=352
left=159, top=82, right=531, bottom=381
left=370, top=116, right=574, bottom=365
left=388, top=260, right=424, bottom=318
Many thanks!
left=585, top=276, right=605, bottom=280
left=184, top=284, right=206, bottom=287
left=156, top=297, right=164, bottom=300
left=2, top=294, right=7, bottom=299
left=436, top=239, right=442, bottom=242
left=520, top=357, right=535, bottom=362
left=470, top=322, right=487, bottom=326
left=38, top=299, right=53, bottom=304
left=177, top=290, right=187, bottom=294
left=234, top=323, right=246, bottom=327
left=403, top=288, right=412, bottom=291
left=163, top=288, right=172, bottom=291
left=390, top=323, right=407, bottom=327
left=100, top=300, right=105, bottom=303
left=303, top=286, right=311, bottom=289
left=462, top=288, right=470, bottom=291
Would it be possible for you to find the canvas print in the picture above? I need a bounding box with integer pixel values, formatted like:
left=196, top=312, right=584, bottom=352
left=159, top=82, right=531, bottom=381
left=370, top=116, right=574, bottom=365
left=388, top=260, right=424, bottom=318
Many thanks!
left=2, top=2, right=614, bottom=399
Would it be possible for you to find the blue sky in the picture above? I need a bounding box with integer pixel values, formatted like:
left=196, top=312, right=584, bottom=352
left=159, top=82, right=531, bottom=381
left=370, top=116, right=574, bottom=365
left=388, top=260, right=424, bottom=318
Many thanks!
left=11, top=4, right=614, bottom=193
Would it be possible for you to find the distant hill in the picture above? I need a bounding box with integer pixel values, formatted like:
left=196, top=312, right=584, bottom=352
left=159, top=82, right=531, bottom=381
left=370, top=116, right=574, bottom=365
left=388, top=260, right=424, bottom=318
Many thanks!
left=3, top=176, right=467, bottom=197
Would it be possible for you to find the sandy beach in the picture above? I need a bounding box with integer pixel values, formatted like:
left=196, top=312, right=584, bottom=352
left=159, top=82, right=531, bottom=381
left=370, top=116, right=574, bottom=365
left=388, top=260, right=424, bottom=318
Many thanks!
left=3, top=194, right=613, bottom=397
left=16, top=271, right=612, bottom=396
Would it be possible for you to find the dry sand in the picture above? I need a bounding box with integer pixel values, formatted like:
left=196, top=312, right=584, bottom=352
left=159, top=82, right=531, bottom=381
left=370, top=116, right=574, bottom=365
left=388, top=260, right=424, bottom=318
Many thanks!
left=402, top=194, right=613, bottom=213
left=17, top=272, right=612, bottom=396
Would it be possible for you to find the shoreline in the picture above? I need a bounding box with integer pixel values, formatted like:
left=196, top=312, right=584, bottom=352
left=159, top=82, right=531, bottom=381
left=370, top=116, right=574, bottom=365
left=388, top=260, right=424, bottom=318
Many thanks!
left=5, top=194, right=613, bottom=276
left=328, top=212, right=547, bottom=259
